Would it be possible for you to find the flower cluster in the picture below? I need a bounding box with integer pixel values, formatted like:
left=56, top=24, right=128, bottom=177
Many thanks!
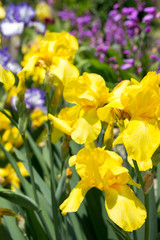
left=58, top=2, right=160, bottom=75
left=1, top=30, right=151, bottom=231
left=0, top=1, right=160, bottom=235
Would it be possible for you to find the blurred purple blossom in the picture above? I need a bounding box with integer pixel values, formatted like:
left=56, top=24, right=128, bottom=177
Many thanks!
left=0, top=48, right=22, bottom=73
left=58, top=1, right=159, bottom=73
left=0, top=3, right=46, bottom=37
left=120, top=59, right=134, bottom=70
left=142, top=14, right=154, bottom=23
left=11, top=88, right=46, bottom=111
left=25, top=88, right=46, bottom=110
left=144, top=7, right=156, bottom=14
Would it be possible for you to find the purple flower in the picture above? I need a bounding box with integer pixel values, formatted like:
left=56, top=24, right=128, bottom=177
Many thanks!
left=96, top=44, right=108, bottom=53
left=123, top=50, right=130, bottom=55
left=11, top=88, right=46, bottom=111
left=124, top=20, right=137, bottom=28
left=142, top=14, right=154, bottom=23
left=122, top=7, right=135, bottom=15
left=77, top=15, right=92, bottom=25
left=0, top=21, right=24, bottom=37
left=120, top=58, right=134, bottom=70
left=145, top=26, right=151, bottom=32
left=156, top=12, right=160, bottom=18
left=25, top=88, right=46, bottom=110
left=123, top=59, right=134, bottom=64
left=113, top=4, right=120, bottom=10
left=0, top=48, right=22, bottom=73
left=0, top=3, right=46, bottom=37
left=14, top=3, right=36, bottom=24
left=144, top=7, right=156, bottom=14
left=58, top=9, right=76, bottom=22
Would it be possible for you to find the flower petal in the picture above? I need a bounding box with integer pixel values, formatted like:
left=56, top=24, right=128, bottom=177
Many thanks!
left=0, top=21, right=24, bottom=37
left=105, top=185, right=146, bottom=231
left=121, top=119, right=160, bottom=170
left=60, top=180, right=91, bottom=215
left=48, top=113, right=72, bottom=136
left=71, top=108, right=101, bottom=144
left=0, top=64, right=15, bottom=91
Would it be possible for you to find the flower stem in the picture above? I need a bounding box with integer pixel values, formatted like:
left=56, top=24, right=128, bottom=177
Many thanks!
left=46, top=92, right=60, bottom=240
left=144, top=193, right=149, bottom=240
left=22, top=134, right=54, bottom=240
left=133, top=160, right=149, bottom=240
left=133, top=160, right=144, bottom=188
left=21, top=134, right=39, bottom=203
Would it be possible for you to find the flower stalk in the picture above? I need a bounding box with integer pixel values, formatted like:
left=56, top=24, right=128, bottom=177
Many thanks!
left=46, top=91, right=61, bottom=240
left=133, top=160, right=149, bottom=240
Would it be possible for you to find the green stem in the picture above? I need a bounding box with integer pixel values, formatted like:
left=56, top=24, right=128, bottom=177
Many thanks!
left=151, top=165, right=156, bottom=174
left=46, top=92, right=60, bottom=240
left=22, top=134, right=55, bottom=240
left=144, top=194, right=149, bottom=240
left=133, top=160, right=144, bottom=188
left=133, top=160, right=149, bottom=240
left=21, top=134, right=39, bottom=204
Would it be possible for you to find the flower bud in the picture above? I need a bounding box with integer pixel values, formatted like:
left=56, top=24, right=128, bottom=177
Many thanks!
left=16, top=213, right=25, bottom=233
left=143, top=171, right=154, bottom=194
left=66, top=167, right=72, bottom=179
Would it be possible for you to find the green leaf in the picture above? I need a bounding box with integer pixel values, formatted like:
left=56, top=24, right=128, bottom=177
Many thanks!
left=0, top=188, right=39, bottom=211
left=0, top=144, right=29, bottom=194
left=26, top=131, right=49, bottom=178
left=26, top=209, right=49, bottom=240
left=0, top=197, right=26, bottom=240
left=55, top=170, right=66, bottom=205
left=107, top=220, right=131, bottom=240
left=13, top=148, right=27, bottom=162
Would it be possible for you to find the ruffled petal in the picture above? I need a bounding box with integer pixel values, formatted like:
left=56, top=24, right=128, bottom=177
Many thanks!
left=71, top=108, right=101, bottom=144
left=105, top=185, right=146, bottom=231
left=49, top=57, right=79, bottom=86
left=121, top=119, right=160, bottom=170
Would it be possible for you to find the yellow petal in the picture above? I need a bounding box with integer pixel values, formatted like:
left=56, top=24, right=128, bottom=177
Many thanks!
left=121, top=119, right=160, bottom=170
left=17, top=55, right=40, bottom=94
left=71, top=108, right=101, bottom=144
left=48, top=113, right=72, bottom=136
left=64, top=72, right=109, bottom=108
left=69, top=155, right=77, bottom=166
left=49, top=57, right=79, bottom=86
left=0, top=65, right=15, bottom=91
left=128, top=156, right=152, bottom=171
left=108, top=80, right=130, bottom=102
left=60, top=180, right=91, bottom=215
left=51, top=128, right=64, bottom=144
left=105, top=185, right=146, bottom=231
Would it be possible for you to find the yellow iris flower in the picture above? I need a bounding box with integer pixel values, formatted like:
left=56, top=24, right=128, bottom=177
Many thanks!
left=0, top=111, right=11, bottom=131
left=17, top=31, right=79, bottom=94
left=60, top=147, right=146, bottom=231
left=0, top=2, right=5, bottom=19
left=30, top=109, right=47, bottom=129
left=2, top=126, right=23, bottom=152
left=35, top=2, right=52, bottom=21
left=0, top=65, right=15, bottom=91
left=49, top=73, right=109, bottom=144
left=98, top=72, right=160, bottom=170
left=0, top=162, right=29, bottom=191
